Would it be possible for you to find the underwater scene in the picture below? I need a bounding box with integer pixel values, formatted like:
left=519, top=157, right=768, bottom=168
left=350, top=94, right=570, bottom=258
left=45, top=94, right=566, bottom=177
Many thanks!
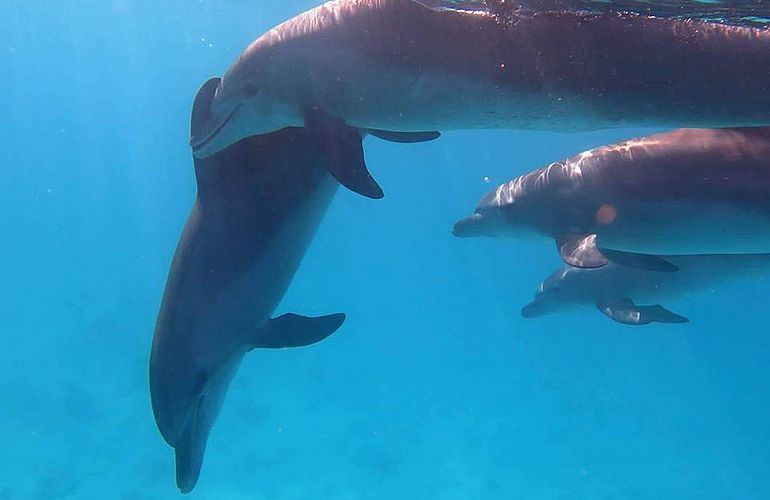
left=3, top=0, right=770, bottom=498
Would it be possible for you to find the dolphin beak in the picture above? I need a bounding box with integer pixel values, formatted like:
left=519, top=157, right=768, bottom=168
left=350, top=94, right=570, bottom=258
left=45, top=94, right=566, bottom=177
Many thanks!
left=521, top=302, right=544, bottom=318
left=190, top=104, right=241, bottom=158
left=174, top=396, right=208, bottom=494
left=452, top=213, right=485, bottom=237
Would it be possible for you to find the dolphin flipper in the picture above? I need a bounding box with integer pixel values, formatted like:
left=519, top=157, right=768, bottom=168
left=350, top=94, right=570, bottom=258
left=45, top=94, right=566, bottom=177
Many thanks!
left=250, top=313, right=346, bottom=350
left=597, top=298, right=689, bottom=325
left=304, top=109, right=384, bottom=199
left=557, top=235, right=679, bottom=272
left=365, top=129, right=441, bottom=143
left=557, top=234, right=609, bottom=268
left=599, top=248, right=679, bottom=272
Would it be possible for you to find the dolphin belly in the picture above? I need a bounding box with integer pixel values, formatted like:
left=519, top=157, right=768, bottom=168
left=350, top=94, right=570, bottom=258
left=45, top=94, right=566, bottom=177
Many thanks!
left=597, top=201, right=770, bottom=255
left=303, top=56, right=605, bottom=133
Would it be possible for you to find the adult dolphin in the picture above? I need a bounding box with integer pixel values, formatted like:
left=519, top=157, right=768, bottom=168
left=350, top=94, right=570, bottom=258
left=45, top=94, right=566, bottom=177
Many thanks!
left=191, top=0, right=770, bottom=198
left=150, top=78, right=348, bottom=494
left=521, top=253, right=770, bottom=325
left=453, top=127, right=770, bottom=270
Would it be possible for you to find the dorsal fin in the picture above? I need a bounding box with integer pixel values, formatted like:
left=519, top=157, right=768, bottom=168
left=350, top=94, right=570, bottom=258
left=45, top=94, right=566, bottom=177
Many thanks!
left=190, top=77, right=221, bottom=139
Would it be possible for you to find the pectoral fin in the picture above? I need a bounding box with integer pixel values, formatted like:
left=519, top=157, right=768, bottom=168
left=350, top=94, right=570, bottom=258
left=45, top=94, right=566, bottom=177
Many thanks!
left=304, top=109, right=383, bottom=199
left=557, top=235, right=678, bottom=272
left=596, top=298, right=689, bottom=325
left=599, top=248, right=679, bottom=272
left=556, top=234, right=608, bottom=268
left=249, top=313, right=346, bottom=350
left=365, top=129, right=441, bottom=143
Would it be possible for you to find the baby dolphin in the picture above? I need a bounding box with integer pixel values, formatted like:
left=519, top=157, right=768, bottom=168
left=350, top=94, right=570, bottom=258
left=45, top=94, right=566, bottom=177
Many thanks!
left=454, top=127, right=770, bottom=270
left=192, top=0, right=770, bottom=198
left=522, top=253, right=770, bottom=325
left=150, top=78, right=347, bottom=493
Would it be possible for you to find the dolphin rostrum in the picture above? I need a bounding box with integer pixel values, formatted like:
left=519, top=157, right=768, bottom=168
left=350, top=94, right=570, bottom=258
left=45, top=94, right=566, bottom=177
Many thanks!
left=150, top=78, right=348, bottom=493
left=453, top=127, right=770, bottom=270
left=522, top=253, right=770, bottom=325
left=191, top=0, right=770, bottom=198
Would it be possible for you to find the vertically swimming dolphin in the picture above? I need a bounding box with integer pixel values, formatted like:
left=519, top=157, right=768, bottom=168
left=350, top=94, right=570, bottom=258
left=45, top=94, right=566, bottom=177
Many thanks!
left=150, top=78, right=347, bottom=493
left=522, top=253, right=770, bottom=325
left=453, top=128, right=770, bottom=270
left=191, top=0, right=770, bottom=196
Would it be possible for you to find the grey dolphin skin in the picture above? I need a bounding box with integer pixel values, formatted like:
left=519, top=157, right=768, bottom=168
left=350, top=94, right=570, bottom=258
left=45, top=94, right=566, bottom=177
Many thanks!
left=150, top=78, right=348, bottom=493
left=453, top=127, right=770, bottom=270
left=191, top=0, right=770, bottom=197
left=522, top=253, right=770, bottom=325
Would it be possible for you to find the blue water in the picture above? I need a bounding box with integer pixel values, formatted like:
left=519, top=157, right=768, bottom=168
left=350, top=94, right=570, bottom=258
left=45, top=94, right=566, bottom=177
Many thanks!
left=3, top=1, right=770, bottom=499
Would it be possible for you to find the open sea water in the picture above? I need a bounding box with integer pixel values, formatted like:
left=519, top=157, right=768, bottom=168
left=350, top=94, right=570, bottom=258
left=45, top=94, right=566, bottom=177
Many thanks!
left=2, top=1, right=770, bottom=499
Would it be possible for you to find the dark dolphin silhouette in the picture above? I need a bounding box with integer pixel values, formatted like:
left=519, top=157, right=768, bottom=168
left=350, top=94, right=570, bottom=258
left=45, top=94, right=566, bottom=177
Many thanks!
left=150, top=78, right=348, bottom=493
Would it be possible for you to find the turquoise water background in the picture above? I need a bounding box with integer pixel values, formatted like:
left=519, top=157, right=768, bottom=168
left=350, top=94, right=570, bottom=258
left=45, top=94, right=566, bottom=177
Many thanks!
left=3, top=1, right=770, bottom=498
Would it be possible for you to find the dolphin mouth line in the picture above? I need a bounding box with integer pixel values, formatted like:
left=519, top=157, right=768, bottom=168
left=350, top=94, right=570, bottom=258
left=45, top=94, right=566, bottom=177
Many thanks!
left=190, top=103, right=241, bottom=152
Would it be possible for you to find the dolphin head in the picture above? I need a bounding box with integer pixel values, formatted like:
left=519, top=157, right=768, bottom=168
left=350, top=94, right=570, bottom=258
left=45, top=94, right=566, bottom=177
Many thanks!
left=452, top=201, right=541, bottom=238
left=190, top=87, right=299, bottom=159
left=150, top=340, right=243, bottom=494
left=453, top=175, right=554, bottom=238
left=521, top=267, right=586, bottom=318
left=521, top=280, right=565, bottom=319
left=451, top=208, right=506, bottom=237
left=190, top=63, right=299, bottom=159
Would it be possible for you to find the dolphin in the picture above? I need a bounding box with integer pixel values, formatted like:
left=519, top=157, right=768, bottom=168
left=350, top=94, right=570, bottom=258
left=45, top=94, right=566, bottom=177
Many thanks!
left=150, top=78, right=349, bottom=493
left=190, top=0, right=770, bottom=197
left=521, top=253, right=770, bottom=325
left=453, top=127, right=770, bottom=270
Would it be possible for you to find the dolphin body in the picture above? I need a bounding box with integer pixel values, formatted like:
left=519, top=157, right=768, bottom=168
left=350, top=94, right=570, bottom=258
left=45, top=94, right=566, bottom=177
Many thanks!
left=191, top=0, right=770, bottom=198
left=453, top=127, right=770, bottom=271
left=522, top=253, right=770, bottom=325
left=150, top=78, right=349, bottom=493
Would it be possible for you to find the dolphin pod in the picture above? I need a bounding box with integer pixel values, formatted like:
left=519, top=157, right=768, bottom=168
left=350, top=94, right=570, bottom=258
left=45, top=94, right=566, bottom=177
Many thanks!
left=522, top=253, right=770, bottom=325
left=191, top=0, right=770, bottom=198
left=151, top=0, right=770, bottom=493
left=454, top=127, right=770, bottom=270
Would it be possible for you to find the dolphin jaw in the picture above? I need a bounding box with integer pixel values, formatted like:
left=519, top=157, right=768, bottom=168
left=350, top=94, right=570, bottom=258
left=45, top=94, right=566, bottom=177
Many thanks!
left=452, top=213, right=486, bottom=237
left=190, top=104, right=242, bottom=157
left=521, top=302, right=544, bottom=318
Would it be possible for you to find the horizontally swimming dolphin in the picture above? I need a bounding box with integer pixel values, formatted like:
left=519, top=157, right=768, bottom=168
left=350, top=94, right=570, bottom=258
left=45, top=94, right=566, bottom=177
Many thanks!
left=191, top=0, right=770, bottom=198
left=453, top=127, right=770, bottom=270
left=150, top=78, right=348, bottom=493
left=521, top=253, right=770, bottom=325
